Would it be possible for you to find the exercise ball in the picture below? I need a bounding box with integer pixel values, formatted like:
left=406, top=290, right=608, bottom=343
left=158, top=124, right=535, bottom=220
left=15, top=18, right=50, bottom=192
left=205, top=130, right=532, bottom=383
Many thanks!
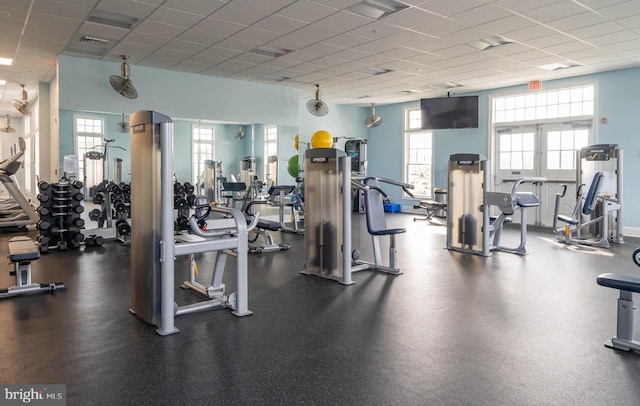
left=294, top=134, right=299, bottom=151
left=287, top=155, right=299, bottom=178
left=311, top=130, right=333, bottom=148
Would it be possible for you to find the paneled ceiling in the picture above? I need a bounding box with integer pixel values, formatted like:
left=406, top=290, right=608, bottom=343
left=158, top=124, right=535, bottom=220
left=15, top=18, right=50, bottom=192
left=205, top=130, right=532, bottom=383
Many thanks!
left=1, top=0, right=639, bottom=117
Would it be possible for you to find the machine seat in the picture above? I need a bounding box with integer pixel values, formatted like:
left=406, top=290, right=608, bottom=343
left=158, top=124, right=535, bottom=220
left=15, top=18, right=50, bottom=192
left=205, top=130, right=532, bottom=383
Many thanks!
left=597, top=273, right=640, bottom=293
left=8, top=236, right=40, bottom=262
left=515, top=192, right=541, bottom=208
left=557, top=215, right=579, bottom=225
left=364, top=177, right=406, bottom=237
left=256, top=219, right=281, bottom=231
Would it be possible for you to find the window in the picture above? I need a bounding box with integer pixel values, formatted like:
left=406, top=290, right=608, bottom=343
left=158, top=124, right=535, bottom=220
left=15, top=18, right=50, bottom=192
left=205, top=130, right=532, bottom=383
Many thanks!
left=192, top=126, right=215, bottom=187
left=493, top=84, right=594, bottom=123
left=404, top=108, right=433, bottom=198
left=75, top=116, right=104, bottom=182
left=264, top=126, right=278, bottom=186
left=498, top=131, right=535, bottom=170
left=546, top=128, right=589, bottom=170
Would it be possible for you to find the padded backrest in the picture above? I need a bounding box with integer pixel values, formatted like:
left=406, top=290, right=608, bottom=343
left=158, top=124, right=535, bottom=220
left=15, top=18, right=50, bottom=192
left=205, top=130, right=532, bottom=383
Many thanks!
left=364, top=177, right=387, bottom=234
left=582, top=172, right=604, bottom=215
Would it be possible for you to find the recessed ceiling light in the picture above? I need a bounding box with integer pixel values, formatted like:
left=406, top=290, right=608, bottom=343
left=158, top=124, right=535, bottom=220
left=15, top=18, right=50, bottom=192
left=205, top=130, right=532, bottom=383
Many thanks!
left=0, top=58, right=13, bottom=66
left=0, top=80, right=6, bottom=85
left=361, top=67, right=393, bottom=75
left=538, top=62, right=581, bottom=71
left=249, top=46, right=293, bottom=58
left=347, top=0, right=409, bottom=20
left=466, top=36, right=513, bottom=51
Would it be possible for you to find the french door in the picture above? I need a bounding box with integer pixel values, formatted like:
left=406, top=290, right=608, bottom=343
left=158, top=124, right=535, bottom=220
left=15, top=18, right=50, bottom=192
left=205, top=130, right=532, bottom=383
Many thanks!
left=492, top=121, right=592, bottom=227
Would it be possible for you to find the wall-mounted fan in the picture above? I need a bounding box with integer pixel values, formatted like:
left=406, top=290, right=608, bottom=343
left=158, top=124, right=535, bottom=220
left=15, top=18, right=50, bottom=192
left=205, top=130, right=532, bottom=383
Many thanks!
left=117, top=113, right=128, bottom=133
left=12, top=84, right=32, bottom=117
left=236, top=126, right=245, bottom=140
left=364, top=103, right=382, bottom=128
left=0, top=115, right=16, bottom=133
left=110, top=55, right=138, bottom=99
left=306, top=84, right=328, bottom=117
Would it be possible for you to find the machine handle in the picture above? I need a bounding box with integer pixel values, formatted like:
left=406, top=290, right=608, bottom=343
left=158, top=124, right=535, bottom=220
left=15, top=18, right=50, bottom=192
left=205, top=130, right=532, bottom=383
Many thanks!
left=402, top=186, right=415, bottom=199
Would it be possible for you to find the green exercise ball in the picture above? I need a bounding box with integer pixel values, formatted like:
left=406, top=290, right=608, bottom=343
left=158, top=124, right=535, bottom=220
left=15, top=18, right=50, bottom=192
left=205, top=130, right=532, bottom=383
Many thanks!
left=287, top=155, right=299, bottom=178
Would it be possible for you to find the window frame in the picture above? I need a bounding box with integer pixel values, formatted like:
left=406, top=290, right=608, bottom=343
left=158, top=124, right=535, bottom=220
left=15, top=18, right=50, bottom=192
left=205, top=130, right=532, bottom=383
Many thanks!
left=403, top=106, right=433, bottom=199
left=192, top=125, right=216, bottom=187
left=73, top=114, right=105, bottom=183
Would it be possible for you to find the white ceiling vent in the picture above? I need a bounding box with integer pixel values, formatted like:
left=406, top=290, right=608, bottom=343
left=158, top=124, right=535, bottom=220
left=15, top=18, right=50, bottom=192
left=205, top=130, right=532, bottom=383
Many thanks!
left=80, top=36, right=110, bottom=46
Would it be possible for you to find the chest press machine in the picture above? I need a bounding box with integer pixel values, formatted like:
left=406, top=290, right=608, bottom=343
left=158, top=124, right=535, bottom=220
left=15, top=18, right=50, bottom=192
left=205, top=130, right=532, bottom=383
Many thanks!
left=129, top=111, right=253, bottom=337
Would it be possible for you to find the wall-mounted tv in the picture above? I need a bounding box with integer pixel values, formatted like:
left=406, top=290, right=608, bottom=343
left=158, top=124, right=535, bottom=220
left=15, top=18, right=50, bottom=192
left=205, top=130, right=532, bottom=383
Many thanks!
left=420, top=96, right=478, bottom=130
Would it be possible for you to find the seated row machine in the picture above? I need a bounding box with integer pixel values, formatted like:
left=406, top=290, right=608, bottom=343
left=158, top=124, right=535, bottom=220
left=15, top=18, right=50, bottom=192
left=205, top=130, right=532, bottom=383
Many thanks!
left=553, top=172, right=622, bottom=248
left=1, top=236, right=66, bottom=299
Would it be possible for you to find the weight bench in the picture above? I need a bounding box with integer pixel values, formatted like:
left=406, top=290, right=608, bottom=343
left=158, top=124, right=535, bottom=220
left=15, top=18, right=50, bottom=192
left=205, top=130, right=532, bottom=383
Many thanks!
left=0, top=236, right=66, bottom=299
left=413, top=199, right=447, bottom=223
left=596, top=272, right=640, bottom=352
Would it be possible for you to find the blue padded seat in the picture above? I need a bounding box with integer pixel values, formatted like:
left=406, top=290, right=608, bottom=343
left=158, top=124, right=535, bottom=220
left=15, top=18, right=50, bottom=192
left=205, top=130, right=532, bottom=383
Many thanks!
left=364, top=177, right=406, bottom=236
left=597, top=273, right=640, bottom=293
left=582, top=172, right=604, bottom=215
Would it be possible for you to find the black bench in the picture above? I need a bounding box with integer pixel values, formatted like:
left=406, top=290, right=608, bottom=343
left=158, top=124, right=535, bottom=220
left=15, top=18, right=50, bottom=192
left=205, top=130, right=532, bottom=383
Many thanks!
left=596, top=272, right=640, bottom=352
left=0, top=236, right=66, bottom=299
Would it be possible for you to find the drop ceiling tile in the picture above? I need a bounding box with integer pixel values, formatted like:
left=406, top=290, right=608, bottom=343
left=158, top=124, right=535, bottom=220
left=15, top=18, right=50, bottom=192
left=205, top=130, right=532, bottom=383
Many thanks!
left=588, top=30, right=640, bottom=46
left=191, top=17, right=245, bottom=36
left=379, top=46, right=422, bottom=60
left=323, top=33, right=371, bottom=48
left=352, top=39, right=400, bottom=54
left=523, top=1, right=592, bottom=23
left=566, top=21, right=625, bottom=40
left=526, top=33, right=575, bottom=49
left=350, top=22, right=405, bottom=39
left=132, top=20, right=186, bottom=38
left=475, top=15, right=538, bottom=36
left=381, top=8, right=440, bottom=28
left=124, top=31, right=170, bottom=47
left=451, top=3, right=514, bottom=26
left=164, top=39, right=209, bottom=53
left=546, top=11, right=607, bottom=31
left=330, top=48, right=371, bottom=61
left=502, top=24, right=559, bottom=42
left=419, top=0, right=490, bottom=17
left=32, top=1, right=92, bottom=19
left=147, top=7, right=204, bottom=28
left=253, top=14, right=308, bottom=34
left=233, top=52, right=274, bottom=65
left=106, top=42, right=158, bottom=59
left=492, top=0, right=565, bottom=14
left=170, top=60, right=210, bottom=73
left=162, top=0, right=227, bottom=16
left=484, top=43, right=535, bottom=57
left=25, top=13, right=81, bottom=38
left=232, top=0, right=298, bottom=13
left=300, top=42, right=344, bottom=57
left=210, top=2, right=270, bottom=25
left=232, top=27, right=283, bottom=43
left=198, top=46, right=243, bottom=60
left=443, top=27, right=494, bottom=44
left=176, top=30, right=225, bottom=46
left=92, top=0, right=156, bottom=19
left=150, top=47, right=197, bottom=59
left=290, top=24, right=342, bottom=42
left=215, top=37, right=261, bottom=52
left=276, top=0, right=339, bottom=23
left=315, top=10, right=371, bottom=31
left=597, top=1, right=640, bottom=18
left=605, top=38, right=640, bottom=52
left=378, top=29, right=432, bottom=47
left=311, top=55, right=349, bottom=67
left=268, top=33, right=318, bottom=51
left=138, top=54, right=183, bottom=69
left=617, top=15, right=640, bottom=30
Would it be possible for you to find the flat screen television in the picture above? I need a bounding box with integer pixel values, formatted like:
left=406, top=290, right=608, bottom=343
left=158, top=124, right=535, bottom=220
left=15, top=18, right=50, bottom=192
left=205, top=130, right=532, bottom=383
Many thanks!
left=420, top=96, right=478, bottom=130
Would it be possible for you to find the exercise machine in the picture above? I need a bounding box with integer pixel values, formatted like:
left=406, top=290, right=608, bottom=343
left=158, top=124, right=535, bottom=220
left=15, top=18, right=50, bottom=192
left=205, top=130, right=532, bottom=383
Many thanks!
left=446, top=153, right=489, bottom=256
left=345, top=139, right=367, bottom=213
left=0, top=236, right=66, bottom=299
left=302, top=148, right=414, bottom=285
left=0, top=137, right=39, bottom=228
left=485, top=177, right=545, bottom=255
left=552, top=144, right=623, bottom=248
left=129, top=110, right=253, bottom=336
left=597, top=272, right=640, bottom=352
left=413, top=188, right=447, bottom=223
left=242, top=185, right=294, bottom=254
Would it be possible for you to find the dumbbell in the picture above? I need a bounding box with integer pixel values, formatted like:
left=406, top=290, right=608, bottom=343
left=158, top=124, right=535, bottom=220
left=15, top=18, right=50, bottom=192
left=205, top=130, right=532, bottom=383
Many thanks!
left=37, top=193, right=50, bottom=203
left=109, top=183, right=123, bottom=196
left=174, top=196, right=188, bottom=208
left=72, top=192, right=85, bottom=201
left=184, top=182, right=195, bottom=194
left=88, top=208, right=102, bottom=222
left=186, top=193, right=197, bottom=206
left=57, top=240, right=68, bottom=252
left=122, top=184, right=131, bottom=194
left=72, top=180, right=84, bottom=190
left=116, top=219, right=131, bottom=236
left=72, top=205, right=85, bottom=214
left=93, top=193, right=104, bottom=204
left=174, top=182, right=185, bottom=195
left=85, top=235, right=105, bottom=247
left=37, top=235, right=50, bottom=246
left=70, top=217, right=85, bottom=228
left=37, top=206, right=51, bottom=217
left=38, top=181, right=50, bottom=191
left=175, top=215, right=190, bottom=231
left=37, top=220, right=50, bottom=231
left=113, top=200, right=126, bottom=213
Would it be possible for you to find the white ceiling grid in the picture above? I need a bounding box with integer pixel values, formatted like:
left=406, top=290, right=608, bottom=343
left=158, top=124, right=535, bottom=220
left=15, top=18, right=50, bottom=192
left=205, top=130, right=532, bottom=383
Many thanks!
left=0, top=0, right=639, bottom=116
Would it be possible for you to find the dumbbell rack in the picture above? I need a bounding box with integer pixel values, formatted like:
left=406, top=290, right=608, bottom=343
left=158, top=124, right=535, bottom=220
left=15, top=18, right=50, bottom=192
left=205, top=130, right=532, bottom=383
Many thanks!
left=36, top=178, right=86, bottom=252
left=173, top=181, right=197, bottom=231
left=87, top=180, right=132, bottom=245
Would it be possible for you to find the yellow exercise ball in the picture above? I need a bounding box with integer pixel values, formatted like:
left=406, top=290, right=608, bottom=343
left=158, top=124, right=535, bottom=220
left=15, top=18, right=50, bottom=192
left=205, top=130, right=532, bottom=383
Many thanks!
left=311, top=130, right=333, bottom=148
left=294, top=134, right=299, bottom=151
